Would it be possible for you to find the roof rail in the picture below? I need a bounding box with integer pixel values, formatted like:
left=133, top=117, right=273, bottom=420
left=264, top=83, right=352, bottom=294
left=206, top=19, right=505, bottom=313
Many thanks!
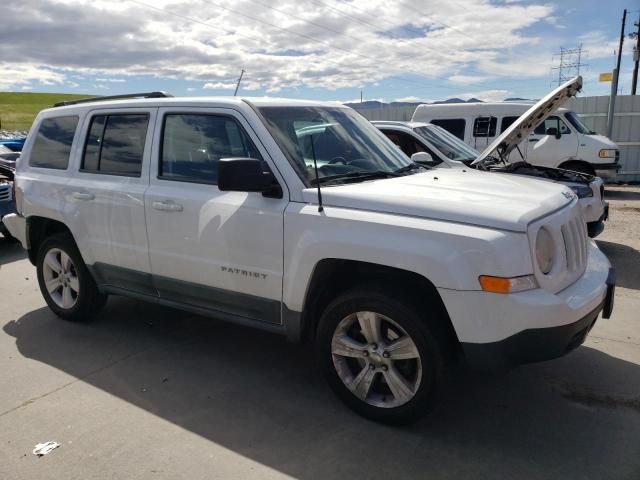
left=53, top=91, right=173, bottom=107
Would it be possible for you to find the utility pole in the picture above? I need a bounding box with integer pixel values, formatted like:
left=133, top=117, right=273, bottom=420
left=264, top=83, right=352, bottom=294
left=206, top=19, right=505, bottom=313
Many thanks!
left=631, top=15, right=639, bottom=95
left=608, top=9, right=626, bottom=137
left=233, top=69, right=245, bottom=96
left=360, top=89, right=363, bottom=103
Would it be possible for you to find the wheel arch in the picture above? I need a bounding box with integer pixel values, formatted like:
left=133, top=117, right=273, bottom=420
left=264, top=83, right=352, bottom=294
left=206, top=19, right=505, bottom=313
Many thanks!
left=558, top=160, right=596, bottom=176
left=26, top=216, right=76, bottom=266
left=297, top=258, right=460, bottom=353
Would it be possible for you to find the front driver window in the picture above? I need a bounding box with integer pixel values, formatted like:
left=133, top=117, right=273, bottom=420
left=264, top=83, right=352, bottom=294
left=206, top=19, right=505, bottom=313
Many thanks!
left=533, top=116, right=571, bottom=135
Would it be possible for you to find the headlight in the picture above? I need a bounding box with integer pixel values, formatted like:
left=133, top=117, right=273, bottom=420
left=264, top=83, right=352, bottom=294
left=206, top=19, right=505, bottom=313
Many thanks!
left=570, top=184, right=593, bottom=198
left=535, top=227, right=555, bottom=275
left=598, top=149, right=616, bottom=158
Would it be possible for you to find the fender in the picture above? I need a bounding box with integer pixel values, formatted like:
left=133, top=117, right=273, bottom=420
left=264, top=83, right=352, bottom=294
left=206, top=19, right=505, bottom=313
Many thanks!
left=282, top=203, right=533, bottom=312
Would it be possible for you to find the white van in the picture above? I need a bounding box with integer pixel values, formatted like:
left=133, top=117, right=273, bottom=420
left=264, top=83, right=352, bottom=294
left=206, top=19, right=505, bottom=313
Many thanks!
left=411, top=102, right=620, bottom=178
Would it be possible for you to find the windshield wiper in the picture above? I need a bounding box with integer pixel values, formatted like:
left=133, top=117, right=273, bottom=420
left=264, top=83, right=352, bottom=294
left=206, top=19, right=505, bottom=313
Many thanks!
left=393, top=162, right=426, bottom=174
left=311, top=170, right=400, bottom=185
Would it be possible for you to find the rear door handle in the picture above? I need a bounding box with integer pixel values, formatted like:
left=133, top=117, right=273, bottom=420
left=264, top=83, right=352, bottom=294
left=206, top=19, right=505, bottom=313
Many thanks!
left=72, top=191, right=95, bottom=200
left=152, top=200, right=183, bottom=212
left=529, top=139, right=539, bottom=142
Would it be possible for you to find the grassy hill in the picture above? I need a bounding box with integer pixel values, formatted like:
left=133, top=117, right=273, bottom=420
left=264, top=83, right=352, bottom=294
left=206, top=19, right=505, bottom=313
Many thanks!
left=0, top=92, right=93, bottom=131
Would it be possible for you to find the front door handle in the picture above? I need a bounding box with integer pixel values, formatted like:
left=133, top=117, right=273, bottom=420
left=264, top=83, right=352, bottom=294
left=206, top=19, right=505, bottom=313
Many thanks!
left=72, top=191, right=95, bottom=200
left=152, top=200, right=184, bottom=212
left=529, top=138, right=539, bottom=142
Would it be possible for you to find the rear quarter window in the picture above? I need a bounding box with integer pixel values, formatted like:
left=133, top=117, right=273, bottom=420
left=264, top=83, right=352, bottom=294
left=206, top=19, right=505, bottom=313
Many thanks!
left=29, top=116, right=79, bottom=169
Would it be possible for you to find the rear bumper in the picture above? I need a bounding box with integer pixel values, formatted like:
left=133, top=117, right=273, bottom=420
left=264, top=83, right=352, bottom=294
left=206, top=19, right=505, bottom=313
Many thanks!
left=1, top=213, right=27, bottom=248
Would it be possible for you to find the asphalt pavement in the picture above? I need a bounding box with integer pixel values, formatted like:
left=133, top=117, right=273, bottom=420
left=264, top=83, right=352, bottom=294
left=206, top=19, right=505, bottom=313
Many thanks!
left=1, top=186, right=639, bottom=480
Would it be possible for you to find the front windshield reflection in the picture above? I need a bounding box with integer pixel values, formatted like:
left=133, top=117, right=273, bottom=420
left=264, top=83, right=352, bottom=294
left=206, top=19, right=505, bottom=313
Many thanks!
left=414, top=125, right=478, bottom=163
left=258, top=106, right=414, bottom=185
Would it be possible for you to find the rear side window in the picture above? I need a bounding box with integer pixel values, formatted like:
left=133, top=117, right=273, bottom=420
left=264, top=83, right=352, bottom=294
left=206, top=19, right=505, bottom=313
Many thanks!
left=29, top=116, right=79, bottom=169
left=82, top=114, right=149, bottom=176
left=473, top=117, right=497, bottom=137
left=160, top=114, right=262, bottom=184
left=430, top=119, right=465, bottom=140
left=500, top=116, right=519, bottom=133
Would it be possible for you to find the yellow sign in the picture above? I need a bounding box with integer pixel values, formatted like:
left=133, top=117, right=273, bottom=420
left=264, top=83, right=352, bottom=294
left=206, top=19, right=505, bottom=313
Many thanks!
left=599, top=72, right=613, bottom=82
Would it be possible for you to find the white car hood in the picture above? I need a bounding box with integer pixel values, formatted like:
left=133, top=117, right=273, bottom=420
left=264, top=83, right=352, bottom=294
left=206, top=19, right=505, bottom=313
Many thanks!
left=473, top=76, right=583, bottom=165
left=305, top=169, right=574, bottom=232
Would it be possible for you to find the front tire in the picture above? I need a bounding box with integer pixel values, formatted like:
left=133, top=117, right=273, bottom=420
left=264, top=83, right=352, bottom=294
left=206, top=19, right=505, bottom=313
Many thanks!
left=316, top=286, right=448, bottom=424
left=36, top=233, right=106, bottom=321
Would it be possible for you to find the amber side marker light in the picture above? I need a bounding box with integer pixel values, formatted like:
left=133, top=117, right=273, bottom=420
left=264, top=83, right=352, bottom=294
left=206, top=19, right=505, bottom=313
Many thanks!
left=479, top=275, right=538, bottom=294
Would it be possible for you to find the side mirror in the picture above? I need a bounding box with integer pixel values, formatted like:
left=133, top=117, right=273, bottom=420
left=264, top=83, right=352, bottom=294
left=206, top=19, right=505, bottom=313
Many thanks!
left=546, top=127, right=561, bottom=139
left=411, top=151, right=435, bottom=165
left=218, top=158, right=282, bottom=198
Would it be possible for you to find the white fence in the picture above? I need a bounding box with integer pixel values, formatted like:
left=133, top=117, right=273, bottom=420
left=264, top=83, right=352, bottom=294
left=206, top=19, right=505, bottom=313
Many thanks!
left=351, top=95, right=640, bottom=183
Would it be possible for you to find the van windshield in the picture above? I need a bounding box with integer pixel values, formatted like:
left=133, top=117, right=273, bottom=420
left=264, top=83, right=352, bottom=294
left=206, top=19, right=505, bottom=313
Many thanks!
left=413, top=125, right=478, bottom=163
left=258, top=106, right=417, bottom=186
left=564, top=111, right=592, bottom=135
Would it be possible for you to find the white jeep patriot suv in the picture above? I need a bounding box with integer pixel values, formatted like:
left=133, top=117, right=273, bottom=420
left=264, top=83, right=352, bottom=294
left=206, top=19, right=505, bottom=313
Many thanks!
left=4, top=91, right=615, bottom=423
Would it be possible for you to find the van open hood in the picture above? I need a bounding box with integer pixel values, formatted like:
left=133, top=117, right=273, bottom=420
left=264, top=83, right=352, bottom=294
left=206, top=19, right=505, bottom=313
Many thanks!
left=472, top=76, right=582, bottom=165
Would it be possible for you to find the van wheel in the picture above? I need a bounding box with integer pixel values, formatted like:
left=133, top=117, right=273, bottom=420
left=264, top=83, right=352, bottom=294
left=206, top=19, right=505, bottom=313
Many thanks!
left=36, top=233, right=107, bottom=321
left=316, top=286, right=447, bottom=424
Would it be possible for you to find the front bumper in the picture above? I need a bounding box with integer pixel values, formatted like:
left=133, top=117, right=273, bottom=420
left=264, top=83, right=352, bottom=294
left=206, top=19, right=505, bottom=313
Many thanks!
left=439, top=241, right=613, bottom=368
left=1, top=213, right=27, bottom=248
left=587, top=202, right=609, bottom=238
left=594, top=162, right=621, bottom=179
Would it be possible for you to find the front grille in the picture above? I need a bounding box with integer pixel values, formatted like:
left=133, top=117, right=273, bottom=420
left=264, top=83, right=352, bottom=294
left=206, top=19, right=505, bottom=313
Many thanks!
left=561, top=214, right=588, bottom=274
left=0, top=184, right=11, bottom=202
left=615, top=150, right=620, bottom=163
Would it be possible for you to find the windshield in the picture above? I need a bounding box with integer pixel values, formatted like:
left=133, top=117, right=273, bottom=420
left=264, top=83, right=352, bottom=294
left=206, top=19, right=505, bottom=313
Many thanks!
left=413, top=125, right=478, bottom=163
left=564, top=111, right=592, bottom=135
left=257, top=106, right=414, bottom=185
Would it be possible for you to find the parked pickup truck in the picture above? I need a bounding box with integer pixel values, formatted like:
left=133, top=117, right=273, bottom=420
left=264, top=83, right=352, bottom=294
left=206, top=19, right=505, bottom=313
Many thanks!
left=3, top=90, right=615, bottom=423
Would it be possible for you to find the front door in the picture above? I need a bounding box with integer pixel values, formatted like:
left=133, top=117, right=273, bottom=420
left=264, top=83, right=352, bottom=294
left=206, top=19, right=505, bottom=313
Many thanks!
left=523, top=115, right=578, bottom=167
left=144, top=107, right=287, bottom=324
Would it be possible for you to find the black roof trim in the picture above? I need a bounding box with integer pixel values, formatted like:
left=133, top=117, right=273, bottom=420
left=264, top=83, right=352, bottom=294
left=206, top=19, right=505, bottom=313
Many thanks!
left=53, top=91, right=173, bottom=107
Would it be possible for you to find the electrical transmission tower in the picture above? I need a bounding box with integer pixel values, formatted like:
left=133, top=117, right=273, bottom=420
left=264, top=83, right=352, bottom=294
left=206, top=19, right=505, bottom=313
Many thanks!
left=551, top=45, right=588, bottom=86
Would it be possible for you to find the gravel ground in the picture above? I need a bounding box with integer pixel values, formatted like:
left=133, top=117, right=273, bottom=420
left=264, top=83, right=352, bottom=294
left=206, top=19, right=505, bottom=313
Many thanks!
left=595, top=185, right=640, bottom=300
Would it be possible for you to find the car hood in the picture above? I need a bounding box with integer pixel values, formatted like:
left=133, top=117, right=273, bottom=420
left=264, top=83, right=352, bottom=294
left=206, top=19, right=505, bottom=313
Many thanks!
left=303, top=169, right=574, bottom=232
left=473, top=76, right=583, bottom=165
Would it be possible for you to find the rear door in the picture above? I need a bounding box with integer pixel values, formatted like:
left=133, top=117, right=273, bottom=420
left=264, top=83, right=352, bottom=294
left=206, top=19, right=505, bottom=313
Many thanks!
left=144, top=107, right=287, bottom=324
left=65, top=108, right=156, bottom=294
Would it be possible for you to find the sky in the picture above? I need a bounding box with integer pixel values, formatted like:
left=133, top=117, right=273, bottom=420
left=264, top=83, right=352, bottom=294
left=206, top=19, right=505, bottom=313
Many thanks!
left=0, top=0, right=637, bottom=103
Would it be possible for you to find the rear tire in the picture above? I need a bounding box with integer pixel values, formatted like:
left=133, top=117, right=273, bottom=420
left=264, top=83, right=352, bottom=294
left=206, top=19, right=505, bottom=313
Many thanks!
left=316, top=285, right=448, bottom=424
left=36, top=233, right=107, bottom=321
